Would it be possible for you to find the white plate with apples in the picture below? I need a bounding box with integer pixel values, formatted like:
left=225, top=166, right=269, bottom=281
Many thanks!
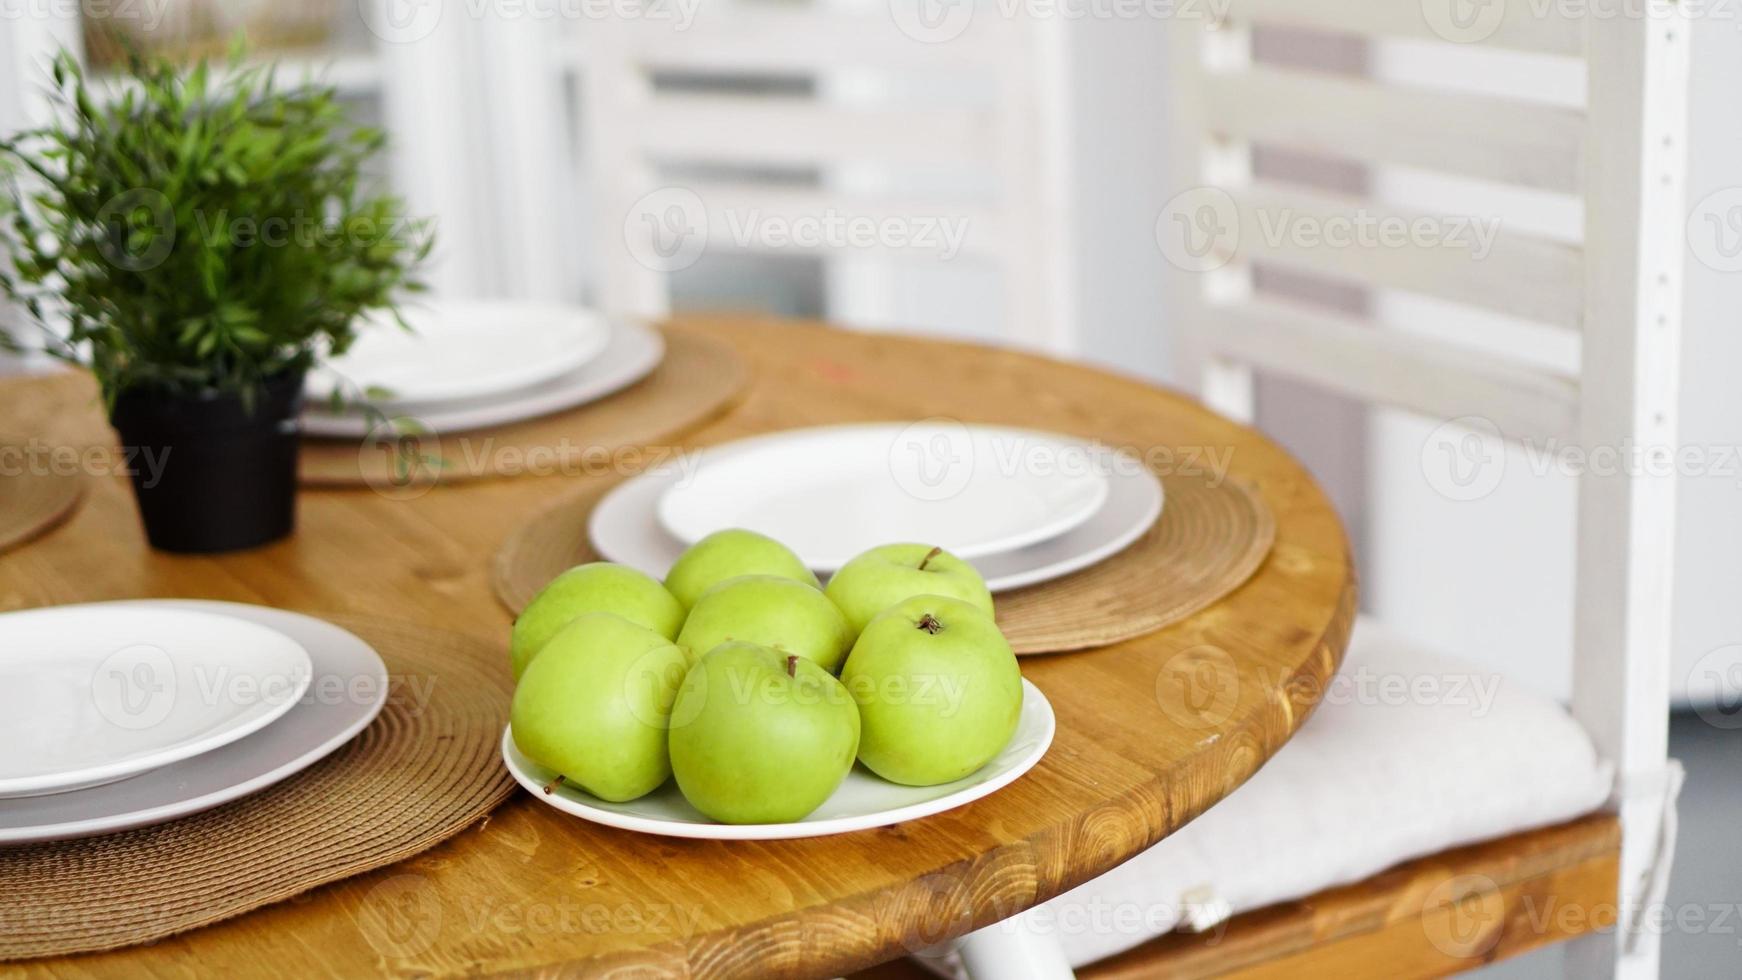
left=657, top=423, right=1110, bottom=571
left=502, top=678, right=1053, bottom=840
left=504, top=531, right=1052, bottom=840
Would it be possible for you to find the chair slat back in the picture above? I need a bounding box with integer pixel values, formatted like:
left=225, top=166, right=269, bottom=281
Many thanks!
left=1168, top=6, right=1689, bottom=973
left=578, top=2, right=1075, bottom=351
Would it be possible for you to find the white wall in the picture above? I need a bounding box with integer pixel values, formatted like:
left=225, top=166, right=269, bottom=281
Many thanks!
left=1670, top=17, right=1742, bottom=710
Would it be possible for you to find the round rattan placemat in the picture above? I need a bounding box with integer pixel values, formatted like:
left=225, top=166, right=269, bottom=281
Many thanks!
left=0, top=614, right=516, bottom=961
left=491, top=470, right=1275, bottom=655
left=0, top=444, right=84, bottom=555
left=298, top=325, right=750, bottom=487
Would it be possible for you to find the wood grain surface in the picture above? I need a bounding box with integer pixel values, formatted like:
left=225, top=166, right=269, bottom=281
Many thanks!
left=854, top=815, right=1621, bottom=980
left=0, top=316, right=1356, bottom=979
left=1079, top=814, right=1620, bottom=980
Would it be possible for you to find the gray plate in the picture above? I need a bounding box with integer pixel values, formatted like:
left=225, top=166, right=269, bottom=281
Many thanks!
left=589, top=452, right=1163, bottom=593
left=0, top=601, right=387, bottom=845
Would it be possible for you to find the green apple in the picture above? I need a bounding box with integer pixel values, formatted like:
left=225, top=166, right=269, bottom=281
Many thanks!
left=676, top=575, right=854, bottom=672
left=511, top=562, right=684, bottom=679
left=510, top=613, right=689, bottom=802
left=823, top=544, right=994, bottom=634
left=664, top=529, right=821, bottom=609
left=668, top=642, right=860, bottom=824
left=840, top=594, right=1022, bottom=786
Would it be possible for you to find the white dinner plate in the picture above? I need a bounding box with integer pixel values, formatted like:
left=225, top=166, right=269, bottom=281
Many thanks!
left=503, top=678, right=1053, bottom=840
left=0, top=601, right=389, bottom=845
left=302, top=318, right=665, bottom=438
left=591, top=452, right=1162, bottom=593
left=657, top=424, right=1111, bottom=571
left=306, top=301, right=612, bottom=405
left=0, top=604, right=313, bottom=799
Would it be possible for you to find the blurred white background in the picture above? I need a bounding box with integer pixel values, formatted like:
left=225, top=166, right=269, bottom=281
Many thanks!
left=10, top=0, right=1728, bottom=713
left=2, top=1, right=1738, bottom=709
left=5, top=5, right=1742, bottom=974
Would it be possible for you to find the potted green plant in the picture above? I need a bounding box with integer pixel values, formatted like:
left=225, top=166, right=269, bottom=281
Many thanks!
left=0, top=47, right=430, bottom=553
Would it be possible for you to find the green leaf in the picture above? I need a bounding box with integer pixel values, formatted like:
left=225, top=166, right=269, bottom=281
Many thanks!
left=0, top=42, right=432, bottom=403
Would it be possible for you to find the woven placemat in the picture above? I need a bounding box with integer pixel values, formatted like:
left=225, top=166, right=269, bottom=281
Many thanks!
left=0, top=444, right=84, bottom=555
left=491, top=470, right=1275, bottom=655
left=0, top=614, right=515, bottom=961
left=993, top=474, right=1274, bottom=653
left=298, top=325, right=750, bottom=487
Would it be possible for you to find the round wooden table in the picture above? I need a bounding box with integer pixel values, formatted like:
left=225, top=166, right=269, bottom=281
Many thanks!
left=0, top=316, right=1355, bottom=979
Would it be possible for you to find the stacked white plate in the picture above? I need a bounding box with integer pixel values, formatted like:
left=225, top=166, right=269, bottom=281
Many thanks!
left=514, top=420, right=1144, bottom=839
left=0, top=601, right=388, bottom=845
left=590, top=421, right=1165, bottom=593
left=302, top=301, right=663, bottom=438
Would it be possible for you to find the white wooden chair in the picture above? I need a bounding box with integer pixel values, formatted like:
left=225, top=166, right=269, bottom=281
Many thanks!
left=564, top=1, right=1079, bottom=353
left=1015, top=3, right=1687, bottom=979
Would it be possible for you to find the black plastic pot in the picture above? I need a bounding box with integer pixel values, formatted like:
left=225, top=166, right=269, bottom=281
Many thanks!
left=109, top=371, right=305, bottom=554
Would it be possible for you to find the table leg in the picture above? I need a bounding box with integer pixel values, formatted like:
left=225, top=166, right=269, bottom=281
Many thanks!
left=954, top=908, right=1076, bottom=980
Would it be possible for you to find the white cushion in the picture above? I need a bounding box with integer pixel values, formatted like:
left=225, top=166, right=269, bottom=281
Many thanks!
left=1022, top=615, right=1613, bottom=968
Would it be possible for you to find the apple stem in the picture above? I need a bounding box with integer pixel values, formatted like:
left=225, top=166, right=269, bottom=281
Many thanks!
left=542, top=775, right=566, bottom=795
left=785, top=654, right=799, bottom=677
left=917, top=614, right=944, bottom=635
left=917, top=546, right=943, bottom=571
